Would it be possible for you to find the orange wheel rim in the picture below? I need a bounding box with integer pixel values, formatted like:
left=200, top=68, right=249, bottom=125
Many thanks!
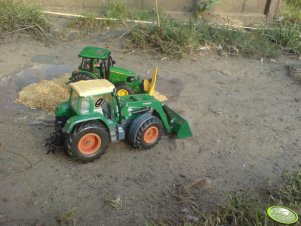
left=78, top=133, right=102, bottom=155
left=144, top=126, right=159, bottom=144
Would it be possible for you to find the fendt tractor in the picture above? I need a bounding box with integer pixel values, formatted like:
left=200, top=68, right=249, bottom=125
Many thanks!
left=51, top=75, right=192, bottom=162
left=70, top=46, right=154, bottom=96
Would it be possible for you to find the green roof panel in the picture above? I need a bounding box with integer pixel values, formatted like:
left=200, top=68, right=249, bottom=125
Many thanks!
left=79, top=46, right=111, bottom=59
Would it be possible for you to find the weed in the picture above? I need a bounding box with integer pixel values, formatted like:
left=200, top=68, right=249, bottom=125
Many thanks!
left=57, top=208, right=76, bottom=225
left=261, top=22, right=301, bottom=54
left=280, top=171, right=301, bottom=205
left=192, top=0, right=222, bottom=19
left=145, top=171, right=301, bottom=226
left=67, top=1, right=154, bottom=33
left=0, top=0, right=49, bottom=38
left=102, top=0, right=130, bottom=19
left=280, top=0, right=301, bottom=22
left=201, top=194, right=269, bottom=226
left=128, top=16, right=300, bottom=58
left=105, top=195, right=123, bottom=209
left=133, top=9, right=156, bottom=21
left=67, top=14, right=117, bottom=33
left=202, top=172, right=301, bottom=226
left=129, top=18, right=200, bottom=56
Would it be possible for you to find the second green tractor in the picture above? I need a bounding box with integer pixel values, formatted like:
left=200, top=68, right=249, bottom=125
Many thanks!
left=70, top=46, right=154, bottom=96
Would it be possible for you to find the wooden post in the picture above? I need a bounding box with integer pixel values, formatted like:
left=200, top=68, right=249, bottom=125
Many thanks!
left=264, top=0, right=272, bottom=16
left=155, top=0, right=160, bottom=28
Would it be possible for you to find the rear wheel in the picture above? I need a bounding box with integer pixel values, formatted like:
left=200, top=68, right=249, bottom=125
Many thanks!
left=116, top=84, right=134, bottom=96
left=71, top=73, right=93, bottom=83
left=128, top=114, right=163, bottom=149
left=68, top=121, right=109, bottom=162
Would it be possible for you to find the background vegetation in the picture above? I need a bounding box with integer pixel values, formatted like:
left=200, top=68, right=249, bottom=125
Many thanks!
left=280, top=0, right=301, bottom=22
left=0, top=0, right=49, bottom=38
left=1, top=0, right=299, bottom=58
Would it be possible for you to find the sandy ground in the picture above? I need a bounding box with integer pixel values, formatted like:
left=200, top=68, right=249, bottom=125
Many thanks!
left=0, top=21, right=301, bottom=225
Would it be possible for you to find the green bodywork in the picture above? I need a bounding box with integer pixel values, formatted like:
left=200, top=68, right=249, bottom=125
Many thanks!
left=55, top=88, right=192, bottom=141
left=70, top=46, right=144, bottom=93
left=79, top=46, right=110, bottom=59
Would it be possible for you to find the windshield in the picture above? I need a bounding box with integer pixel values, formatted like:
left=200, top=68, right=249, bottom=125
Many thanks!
left=93, top=93, right=114, bottom=119
left=70, top=90, right=79, bottom=111
left=81, top=58, right=92, bottom=71
left=80, top=97, right=90, bottom=114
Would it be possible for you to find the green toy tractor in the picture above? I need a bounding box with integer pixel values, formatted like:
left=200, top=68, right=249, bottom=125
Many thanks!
left=70, top=46, right=152, bottom=96
left=52, top=79, right=192, bottom=162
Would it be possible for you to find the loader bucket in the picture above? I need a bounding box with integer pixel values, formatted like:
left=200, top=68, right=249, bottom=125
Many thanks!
left=163, top=105, right=192, bottom=139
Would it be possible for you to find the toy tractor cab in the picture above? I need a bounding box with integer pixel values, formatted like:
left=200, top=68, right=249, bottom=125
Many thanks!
left=54, top=79, right=192, bottom=162
left=70, top=46, right=151, bottom=96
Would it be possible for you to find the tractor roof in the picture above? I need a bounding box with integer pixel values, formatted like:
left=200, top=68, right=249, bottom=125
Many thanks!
left=79, top=46, right=111, bottom=59
left=70, top=80, right=115, bottom=97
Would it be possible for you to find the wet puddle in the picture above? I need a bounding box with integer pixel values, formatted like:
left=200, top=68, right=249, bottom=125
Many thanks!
left=0, top=64, right=72, bottom=120
left=31, top=54, right=61, bottom=64
left=0, top=64, right=72, bottom=91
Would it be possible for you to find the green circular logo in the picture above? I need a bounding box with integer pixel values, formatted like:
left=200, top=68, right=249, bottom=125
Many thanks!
left=267, top=206, right=299, bottom=224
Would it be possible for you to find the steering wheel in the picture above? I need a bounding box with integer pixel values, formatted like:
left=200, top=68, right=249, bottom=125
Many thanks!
left=95, top=98, right=104, bottom=107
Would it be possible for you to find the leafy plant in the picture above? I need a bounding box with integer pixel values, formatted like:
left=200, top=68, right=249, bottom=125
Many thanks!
left=260, top=22, right=301, bottom=54
left=0, top=0, right=49, bottom=38
left=102, top=0, right=130, bottom=19
left=280, top=0, right=301, bottom=22
left=192, top=0, right=221, bottom=19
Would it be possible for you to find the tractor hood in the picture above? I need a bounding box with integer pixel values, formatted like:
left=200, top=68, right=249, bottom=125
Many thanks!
left=55, top=101, right=73, bottom=118
left=110, top=66, right=137, bottom=77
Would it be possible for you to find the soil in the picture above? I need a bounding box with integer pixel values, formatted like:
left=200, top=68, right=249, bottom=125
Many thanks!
left=0, top=19, right=300, bottom=225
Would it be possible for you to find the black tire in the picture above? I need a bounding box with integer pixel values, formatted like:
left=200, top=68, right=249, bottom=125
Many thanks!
left=115, top=83, right=134, bottom=96
left=71, top=73, right=93, bottom=83
left=128, top=114, right=163, bottom=149
left=68, top=121, right=110, bottom=162
left=65, top=135, right=73, bottom=156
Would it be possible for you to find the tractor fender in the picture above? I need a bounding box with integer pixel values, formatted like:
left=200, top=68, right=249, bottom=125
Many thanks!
left=63, top=113, right=112, bottom=134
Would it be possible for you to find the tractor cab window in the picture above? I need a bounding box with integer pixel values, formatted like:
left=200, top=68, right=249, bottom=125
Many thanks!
left=93, top=93, right=114, bottom=119
left=70, top=90, right=79, bottom=111
left=81, top=58, right=92, bottom=71
left=80, top=97, right=90, bottom=114
left=93, top=59, right=105, bottom=77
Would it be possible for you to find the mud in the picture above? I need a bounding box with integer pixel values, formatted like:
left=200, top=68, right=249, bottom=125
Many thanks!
left=0, top=30, right=300, bottom=225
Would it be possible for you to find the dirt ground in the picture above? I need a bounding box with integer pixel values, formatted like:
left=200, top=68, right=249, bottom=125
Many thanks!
left=0, top=19, right=301, bottom=225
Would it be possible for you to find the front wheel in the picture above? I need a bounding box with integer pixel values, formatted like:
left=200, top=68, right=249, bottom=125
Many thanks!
left=68, top=121, right=110, bottom=162
left=115, top=83, right=134, bottom=96
left=128, top=114, right=163, bottom=149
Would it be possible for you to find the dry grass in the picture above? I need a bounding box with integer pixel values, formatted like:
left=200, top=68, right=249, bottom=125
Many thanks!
left=0, top=0, right=49, bottom=38
left=16, top=74, right=69, bottom=113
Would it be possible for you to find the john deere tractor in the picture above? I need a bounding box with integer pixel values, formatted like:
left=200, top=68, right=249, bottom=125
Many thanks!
left=52, top=78, right=192, bottom=162
left=70, top=46, right=152, bottom=96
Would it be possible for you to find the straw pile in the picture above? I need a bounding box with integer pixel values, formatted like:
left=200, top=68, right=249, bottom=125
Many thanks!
left=16, top=74, right=70, bottom=113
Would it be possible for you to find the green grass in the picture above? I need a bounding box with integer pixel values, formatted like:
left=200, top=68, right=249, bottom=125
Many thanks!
left=0, top=0, right=49, bottom=38
left=261, top=22, right=301, bottom=54
left=280, top=0, right=301, bottom=22
left=129, top=18, right=200, bottom=55
left=68, top=0, right=155, bottom=33
left=146, top=171, right=301, bottom=226
left=101, top=0, right=130, bottom=19
left=128, top=17, right=301, bottom=57
left=67, top=14, right=118, bottom=33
